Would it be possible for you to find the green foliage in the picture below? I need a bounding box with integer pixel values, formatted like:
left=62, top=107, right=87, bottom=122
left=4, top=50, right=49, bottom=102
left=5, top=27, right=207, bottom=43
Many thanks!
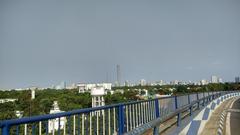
left=0, top=82, right=239, bottom=121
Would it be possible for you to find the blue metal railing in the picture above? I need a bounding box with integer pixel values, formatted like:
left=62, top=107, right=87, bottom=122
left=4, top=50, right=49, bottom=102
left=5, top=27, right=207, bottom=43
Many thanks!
left=0, top=91, right=236, bottom=135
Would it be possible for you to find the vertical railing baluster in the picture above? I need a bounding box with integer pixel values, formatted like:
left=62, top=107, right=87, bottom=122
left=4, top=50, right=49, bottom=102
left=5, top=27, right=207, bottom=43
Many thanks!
left=58, top=118, right=60, bottom=135
left=103, top=110, right=105, bottom=135
left=39, top=121, right=42, bottom=135
left=135, top=104, right=138, bottom=127
left=129, top=105, right=132, bottom=130
left=97, top=112, right=99, bottom=135
left=108, top=109, right=111, bottom=134
left=126, top=105, right=129, bottom=131
left=85, top=113, right=89, bottom=135
left=133, top=104, right=135, bottom=128
left=73, top=115, right=76, bottom=135
left=90, top=113, right=92, bottom=135
left=113, top=108, right=116, bottom=134
left=82, top=114, right=84, bottom=135
left=138, top=103, right=141, bottom=125
left=25, top=124, right=28, bottom=135
left=141, top=102, right=143, bottom=125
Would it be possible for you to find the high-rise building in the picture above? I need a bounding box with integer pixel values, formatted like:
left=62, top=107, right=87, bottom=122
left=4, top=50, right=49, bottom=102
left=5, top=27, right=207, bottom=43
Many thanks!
left=117, top=65, right=121, bottom=86
left=211, top=76, right=218, bottom=83
left=235, top=77, right=240, bottom=83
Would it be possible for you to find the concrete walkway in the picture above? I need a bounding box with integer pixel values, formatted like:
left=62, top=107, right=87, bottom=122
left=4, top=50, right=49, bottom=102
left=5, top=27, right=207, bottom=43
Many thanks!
left=200, top=97, right=237, bottom=135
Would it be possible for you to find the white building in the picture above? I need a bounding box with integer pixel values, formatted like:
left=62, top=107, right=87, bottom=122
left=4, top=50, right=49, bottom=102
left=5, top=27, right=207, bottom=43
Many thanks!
left=77, top=83, right=112, bottom=93
left=140, top=79, right=147, bottom=86
left=0, top=98, right=17, bottom=103
left=218, top=78, right=223, bottom=83
left=91, top=87, right=105, bottom=108
left=200, top=80, right=208, bottom=85
left=48, top=101, right=66, bottom=133
left=15, top=111, right=23, bottom=118
left=211, top=76, right=219, bottom=83
left=31, top=89, right=35, bottom=99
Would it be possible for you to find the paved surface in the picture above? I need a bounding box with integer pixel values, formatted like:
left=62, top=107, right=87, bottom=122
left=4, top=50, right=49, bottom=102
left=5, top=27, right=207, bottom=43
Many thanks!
left=200, top=97, right=240, bottom=135
left=227, top=98, right=240, bottom=135
left=200, top=97, right=236, bottom=135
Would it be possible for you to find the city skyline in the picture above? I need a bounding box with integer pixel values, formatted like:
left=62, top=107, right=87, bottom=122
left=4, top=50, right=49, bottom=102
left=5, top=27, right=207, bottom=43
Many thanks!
left=1, top=0, right=240, bottom=89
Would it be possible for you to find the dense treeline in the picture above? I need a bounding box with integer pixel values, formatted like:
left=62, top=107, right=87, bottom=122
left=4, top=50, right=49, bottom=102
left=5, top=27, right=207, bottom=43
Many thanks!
left=113, top=82, right=240, bottom=95
left=0, top=82, right=239, bottom=121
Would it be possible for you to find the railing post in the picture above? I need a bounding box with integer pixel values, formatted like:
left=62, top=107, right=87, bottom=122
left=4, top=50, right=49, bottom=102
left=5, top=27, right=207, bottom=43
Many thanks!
left=188, top=94, right=192, bottom=116
left=207, top=92, right=210, bottom=102
left=175, top=96, right=180, bottom=126
left=197, top=93, right=199, bottom=109
left=153, top=99, right=160, bottom=135
left=212, top=92, right=214, bottom=100
left=118, top=104, right=125, bottom=135
left=202, top=93, right=205, bottom=106
left=2, top=124, right=9, bottom=135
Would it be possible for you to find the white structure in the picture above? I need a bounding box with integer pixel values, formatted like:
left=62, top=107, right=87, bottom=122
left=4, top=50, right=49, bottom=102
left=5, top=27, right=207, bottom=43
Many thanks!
left=48, top=101, right=66, bottom=133
left=78, top=83, right=112, bottom=93
left=211, top=76, right=219, bottom=83
left=15, top=111, right=23, bottom=118
left=200, top=80, right=208, bottom=85
left=140, top=79, right=147, bottom=86
left=0, top=98, right=17, bottom=103
left=31, top=89, right=35, bottom=99
left=218, top=78, right=223, bottom=83
left=91, top=87, right=105, bottom=108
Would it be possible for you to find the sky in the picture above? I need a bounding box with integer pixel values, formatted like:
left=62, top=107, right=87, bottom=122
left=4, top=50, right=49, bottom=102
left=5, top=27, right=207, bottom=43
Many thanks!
left=0, top=0, right=240, bottom=89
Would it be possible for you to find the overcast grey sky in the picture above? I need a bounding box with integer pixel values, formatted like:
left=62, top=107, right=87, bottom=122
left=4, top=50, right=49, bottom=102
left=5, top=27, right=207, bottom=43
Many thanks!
left=0, top=0, right=240, bottom=89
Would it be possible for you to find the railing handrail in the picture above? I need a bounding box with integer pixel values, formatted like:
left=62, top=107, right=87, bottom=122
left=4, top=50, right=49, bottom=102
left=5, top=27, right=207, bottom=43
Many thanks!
left=0, top=90, right=233, bottom=131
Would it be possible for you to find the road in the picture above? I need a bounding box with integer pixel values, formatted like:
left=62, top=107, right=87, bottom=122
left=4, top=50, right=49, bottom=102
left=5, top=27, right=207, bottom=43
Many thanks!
left=200, top=97, right=240, bottom=135
left=226, top=97, right=240, bottom=135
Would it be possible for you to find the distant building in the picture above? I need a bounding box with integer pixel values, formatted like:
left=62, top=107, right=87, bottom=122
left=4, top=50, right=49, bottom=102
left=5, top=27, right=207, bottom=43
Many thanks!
left=30, top=89, right=35, bottom=99
left=56, top=81, right=66, bottom=90
left=140, top=79, right=147, bottom=86
left=66, top=83, right=77, bottom=89
left=48, top=101, right=66, bottom=133
left=15, top=111, right=23, bottom=118
left=200, top=80, right=208, bottom=85
left=170, top=80, right=179, bottom=85
left=235, top=77, right=240, bottom=83
left=0, top=98, right=17, bottom=104
left=211, top=76, right=219, bottom=83
left=218, top=78, right=223, bottom=83
left=77, top=83, right=112, bottom=93
left=124, top=80, right=130, bottom=87
left=91, top=87, right=105, bottom=108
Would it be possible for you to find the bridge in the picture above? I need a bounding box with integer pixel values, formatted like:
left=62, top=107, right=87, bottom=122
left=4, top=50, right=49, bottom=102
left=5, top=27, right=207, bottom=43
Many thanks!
left=0, top=91, right=239, bottom=135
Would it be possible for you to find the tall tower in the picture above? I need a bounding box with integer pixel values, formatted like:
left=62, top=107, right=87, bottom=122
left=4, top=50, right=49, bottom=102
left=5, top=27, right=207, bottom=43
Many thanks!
left=117, top=64, right=121, bottom=86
